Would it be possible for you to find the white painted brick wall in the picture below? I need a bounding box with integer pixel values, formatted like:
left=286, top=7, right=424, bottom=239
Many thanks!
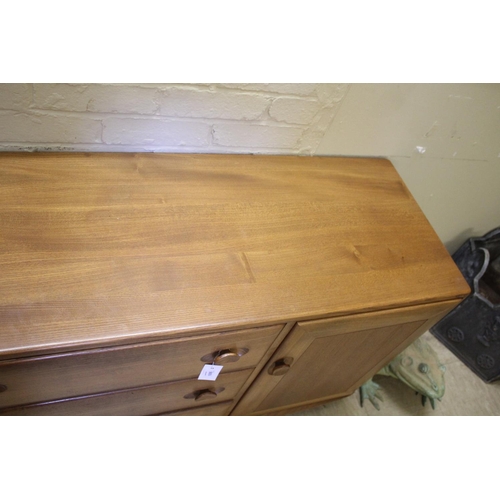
left=103, top=117, right=211, bottom=147
left=33, top=84, right=159, bottom=114
left=0, top=111, right=102, bottom=143
left=158, top=87, right=269, bottom=120
left=213, top=123, right=303, bottom=148
left=0, top=83, right=349, bottom=154
left=0, top=84, right=32, bottom=110
left=268, top=97, right=322, bottom=125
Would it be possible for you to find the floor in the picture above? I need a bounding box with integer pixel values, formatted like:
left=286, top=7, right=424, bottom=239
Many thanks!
left=292, top=331, right=500, bottom=416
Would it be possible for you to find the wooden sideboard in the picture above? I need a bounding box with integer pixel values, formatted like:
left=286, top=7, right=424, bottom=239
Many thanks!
left=0, top=153, right=469, bottom=416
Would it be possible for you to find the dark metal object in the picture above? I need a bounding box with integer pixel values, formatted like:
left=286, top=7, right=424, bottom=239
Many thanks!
left=430, top=227, right=500, bottom=383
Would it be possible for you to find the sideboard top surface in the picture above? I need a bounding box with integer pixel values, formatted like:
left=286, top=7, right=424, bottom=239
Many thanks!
left=0, top=153, right=469, bottom=357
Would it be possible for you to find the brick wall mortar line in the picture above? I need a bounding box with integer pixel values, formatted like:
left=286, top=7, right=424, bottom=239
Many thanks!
left=211, top=84, right=320, bottom=98
left=31, top=82, right=323, bottom=100
left=2, top=108, right=310, bottom=126
left=29, top=84, right=34, bottom=107
left=177, top=86, right=320, bottom=99
left=209, top=125, right=215, bottom=147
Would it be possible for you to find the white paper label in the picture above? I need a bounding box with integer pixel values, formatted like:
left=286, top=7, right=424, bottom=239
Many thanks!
left=198, top=364, right=224, bottom=381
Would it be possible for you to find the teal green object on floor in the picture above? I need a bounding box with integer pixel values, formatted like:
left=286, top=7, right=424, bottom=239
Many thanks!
left=359, top=337, right=446, bottom=410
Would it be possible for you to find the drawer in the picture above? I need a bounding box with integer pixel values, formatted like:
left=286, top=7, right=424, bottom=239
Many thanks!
left=0, top=324, right=283, bottom=409
left=156, top=401, right=234, bottom=416
left=0, top=369, right=252, bottom=416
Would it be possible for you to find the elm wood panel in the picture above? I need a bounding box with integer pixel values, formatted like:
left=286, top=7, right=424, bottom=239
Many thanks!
left=156, top=401, right=234, bottom=416
left=257, top=323, right=425, bottom=411
left=231, top=300, right=460, bottom=415
left=0, top=324, right=282, bottom=409
left=0, top=153, right=445, bottom=209
left=0, top=153, right=469, bottom=356
left=0, top=369, right=253, bottom=416
left=245, top=322, right=424, bottom=414
left=1, top=238, right=461, bottom=304
left=261, top=305, right=461, bottom=416
left=0, top=253, right=468, bottom=360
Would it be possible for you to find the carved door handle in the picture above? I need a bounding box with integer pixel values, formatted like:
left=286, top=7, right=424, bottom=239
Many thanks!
left=268, top=357, right=294, bottom=376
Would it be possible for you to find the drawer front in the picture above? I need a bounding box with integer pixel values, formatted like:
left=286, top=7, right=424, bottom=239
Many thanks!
left=0, top=324, right=283, bottom=409
left=157, top=401, right=234, bottom=416
left=0, top=369, right=252, bottom=416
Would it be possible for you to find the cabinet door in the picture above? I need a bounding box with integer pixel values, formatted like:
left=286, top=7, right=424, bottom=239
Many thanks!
left=232, top=301, right=460, bottom=415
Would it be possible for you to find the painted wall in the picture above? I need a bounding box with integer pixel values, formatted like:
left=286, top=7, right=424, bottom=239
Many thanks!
left=316, top=84, right=500, bottom=253
left=1, top=83, right=498, bottom=252
left=0, top=83, right=348, bottom=155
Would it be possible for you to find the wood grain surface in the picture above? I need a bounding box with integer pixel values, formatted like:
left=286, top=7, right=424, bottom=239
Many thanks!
left=0, top=368, right=253, bottom=416
left=0, top=324, right=282, bottom=408
left=0, top=153, right=470, bottom=358
left=231, top=300, right=458, bottom=415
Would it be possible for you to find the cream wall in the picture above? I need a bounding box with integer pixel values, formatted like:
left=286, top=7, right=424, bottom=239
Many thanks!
left=316, top=84, right=500, bottom=253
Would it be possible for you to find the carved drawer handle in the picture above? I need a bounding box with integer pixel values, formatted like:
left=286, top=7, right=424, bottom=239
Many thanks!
left=0, top=385, right=7, bottom=393
left=200, top=348, right=249, bottom=365
left=194, top=389, right=218, bottom=401
left=268, top=357, right=294, bottom=376
left=184, top=387, right=225, bottom=401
